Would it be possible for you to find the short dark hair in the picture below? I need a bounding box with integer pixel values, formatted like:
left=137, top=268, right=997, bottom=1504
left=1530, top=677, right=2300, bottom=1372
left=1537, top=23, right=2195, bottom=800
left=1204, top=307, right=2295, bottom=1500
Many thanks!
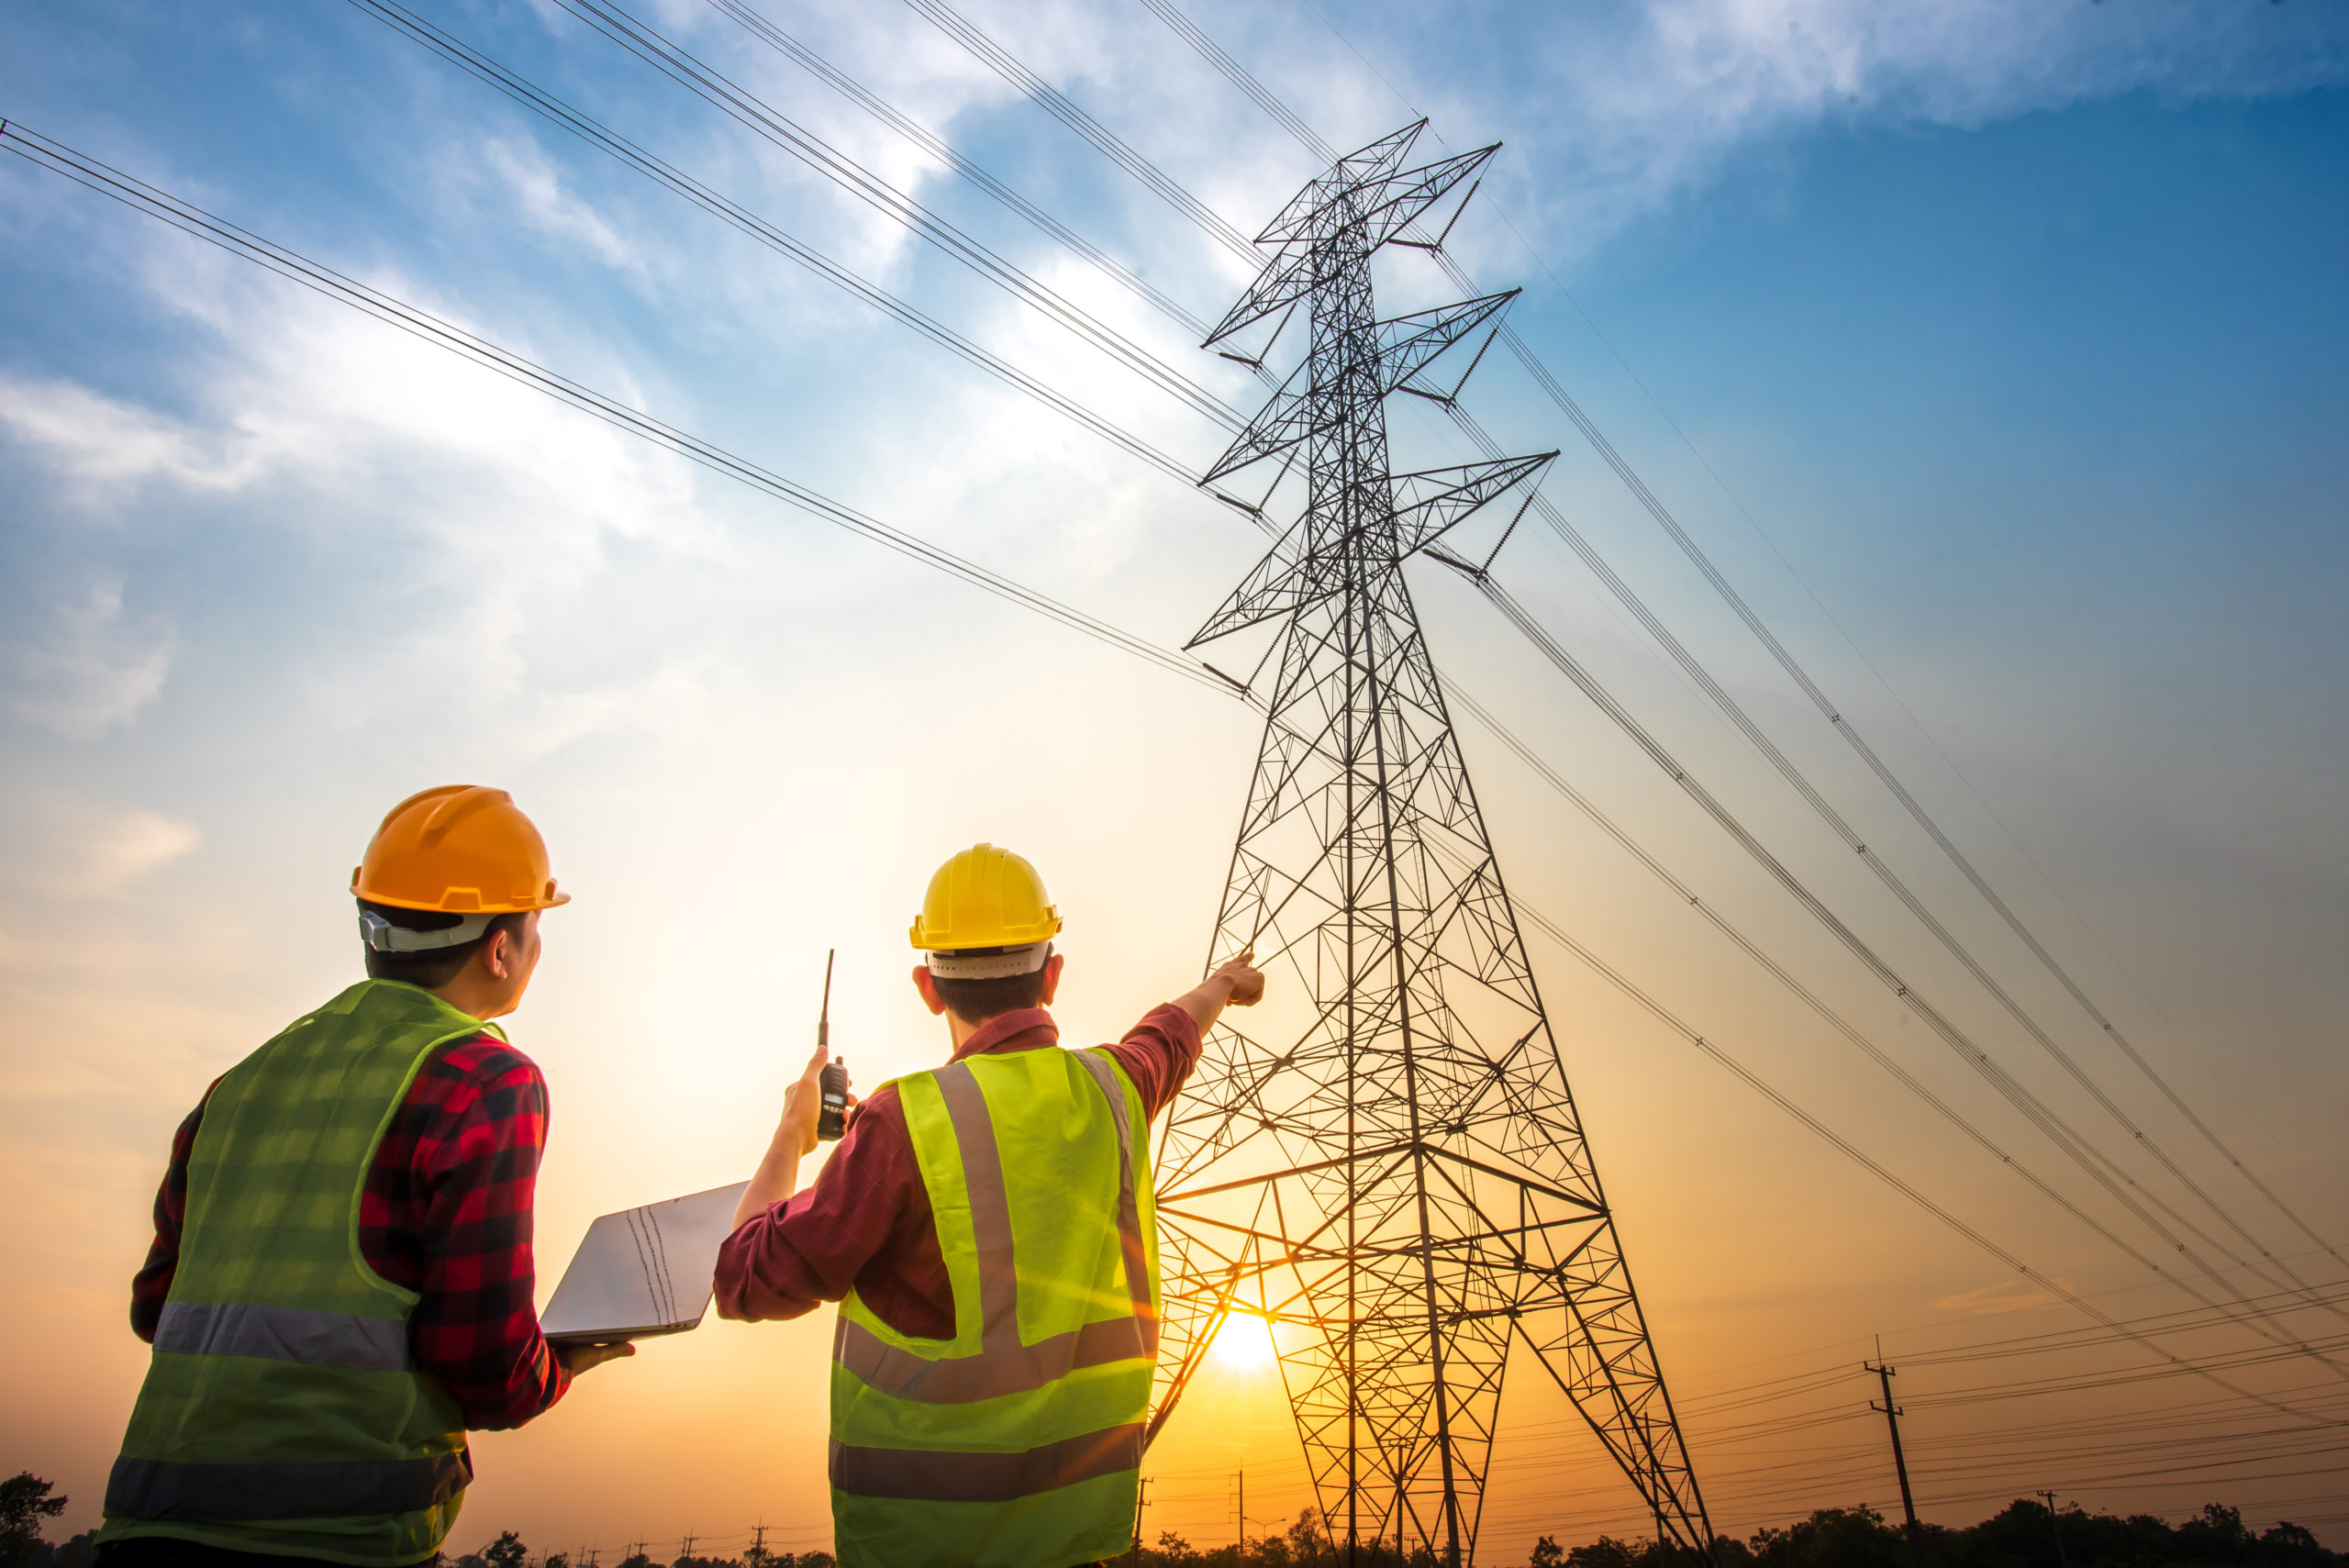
left=929, top=966, right=1050, bottom=1025
left=359, top=900, right=527, bottom=990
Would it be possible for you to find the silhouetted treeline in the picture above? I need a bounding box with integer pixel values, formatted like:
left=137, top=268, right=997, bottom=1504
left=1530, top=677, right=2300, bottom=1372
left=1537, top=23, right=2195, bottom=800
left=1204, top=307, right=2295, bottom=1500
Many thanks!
left=442, top=1533, right=835, bottom=1568
left=1530, top=1501, right=2340, bottom=1568
left=9, top=1474, right=2341, bottom=1568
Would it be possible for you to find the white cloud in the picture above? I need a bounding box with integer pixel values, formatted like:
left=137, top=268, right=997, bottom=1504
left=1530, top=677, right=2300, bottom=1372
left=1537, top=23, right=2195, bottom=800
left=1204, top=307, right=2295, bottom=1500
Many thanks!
left=477, top=136, right=642, bottom=273
left=2, top=796, right=201, bottom=899
left=4, top=579, right=174, bottom=740
left=1152, top=0, right=2349, bottom=267
left=0, top=373, right=273, bottom=498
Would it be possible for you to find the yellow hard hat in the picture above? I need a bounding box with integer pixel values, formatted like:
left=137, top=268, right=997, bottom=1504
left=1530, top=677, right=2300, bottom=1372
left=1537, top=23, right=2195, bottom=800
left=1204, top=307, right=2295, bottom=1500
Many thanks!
left=351, top=785, right=572, bottom=914
left=910, top=843, right=1062, bottom=951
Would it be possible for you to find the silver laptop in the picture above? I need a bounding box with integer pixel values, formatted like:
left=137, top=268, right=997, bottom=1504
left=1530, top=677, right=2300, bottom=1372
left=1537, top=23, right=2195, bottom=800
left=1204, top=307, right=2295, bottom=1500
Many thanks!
left=539, top=1181, right=751, bottom=1346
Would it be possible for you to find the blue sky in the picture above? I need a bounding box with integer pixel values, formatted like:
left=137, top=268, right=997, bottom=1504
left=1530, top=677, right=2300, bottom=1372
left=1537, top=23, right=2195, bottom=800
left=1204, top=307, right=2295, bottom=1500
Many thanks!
left=5, top=0, right=2348, bottom=1552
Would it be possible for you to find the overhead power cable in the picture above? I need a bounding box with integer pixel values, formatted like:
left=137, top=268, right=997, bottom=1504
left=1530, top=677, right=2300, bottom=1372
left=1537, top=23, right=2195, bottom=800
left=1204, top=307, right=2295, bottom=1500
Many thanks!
left=24, top=112, right=2331, bottom=1470
left=890, top=0, right=2286, bottom=1285
left=865, top=0, right=2349, bottom=1396
left=1434, top=401, right=2333, bottom=1316
left=1439, top=562, right=2349, bottom=1376
left=696, top=0, right=1219, bottom=344
left=531, top=0, right=1246, bottom=428
left=1129, top=0, right=2343, bottom=1275
left=0, top=123, right=1229, bottom=700
left=893, top=0, right=1262, bottom=264
left=1460, top=301, right=2345, bottom=1284
left=346, top=0, right=1215, bottom=484
left=1130, top=0, right=1335, bottom=163
left=1422, top=833, right=2339, bottom=1429
left=1444, top=687, right=2280, bottom=1321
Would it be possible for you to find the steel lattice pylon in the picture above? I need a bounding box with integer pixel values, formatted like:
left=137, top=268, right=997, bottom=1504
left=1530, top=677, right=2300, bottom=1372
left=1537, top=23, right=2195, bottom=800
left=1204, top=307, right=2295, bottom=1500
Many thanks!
left=1147, top=124, right=1712, bottom=1566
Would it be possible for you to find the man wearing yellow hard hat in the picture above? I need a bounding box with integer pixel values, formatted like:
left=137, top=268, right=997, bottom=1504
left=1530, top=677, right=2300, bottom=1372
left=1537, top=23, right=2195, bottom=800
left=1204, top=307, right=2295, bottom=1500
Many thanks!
left=96, top=786, right=629, bottom=1568
left=717, top=843, right=1264, bottom=1568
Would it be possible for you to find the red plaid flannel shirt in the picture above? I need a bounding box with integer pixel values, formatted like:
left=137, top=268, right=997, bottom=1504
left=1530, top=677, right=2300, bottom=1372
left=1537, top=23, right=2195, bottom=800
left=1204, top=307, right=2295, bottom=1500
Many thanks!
left=129, top=1033, right=570, bottom=1429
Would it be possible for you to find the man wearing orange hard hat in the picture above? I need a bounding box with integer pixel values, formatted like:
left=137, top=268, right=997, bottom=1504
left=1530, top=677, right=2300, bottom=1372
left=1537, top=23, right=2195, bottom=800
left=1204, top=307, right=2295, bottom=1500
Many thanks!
left=95, top=785, right=629, bottom=1568
left=716, top=843, right=1265, bottom=1568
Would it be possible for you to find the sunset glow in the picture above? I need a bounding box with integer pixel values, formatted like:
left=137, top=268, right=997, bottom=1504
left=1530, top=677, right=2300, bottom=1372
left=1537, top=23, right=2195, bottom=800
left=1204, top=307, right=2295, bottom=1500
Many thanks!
left=6, top=0, right=2347, bottom=1561
left=1210, top=1311, right=1281, bottom=1373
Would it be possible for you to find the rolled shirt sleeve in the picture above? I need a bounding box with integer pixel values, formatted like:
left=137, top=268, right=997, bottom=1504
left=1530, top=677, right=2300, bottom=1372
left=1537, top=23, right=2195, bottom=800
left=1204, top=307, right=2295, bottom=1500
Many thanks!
left=714, top=1084, right=947, bottom=1332
left=713, top=1002, right=1206, bottom=1340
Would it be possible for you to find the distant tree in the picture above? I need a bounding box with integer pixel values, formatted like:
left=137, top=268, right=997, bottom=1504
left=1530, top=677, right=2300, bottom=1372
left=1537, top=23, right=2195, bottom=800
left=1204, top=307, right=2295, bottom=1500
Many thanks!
left=1530, top=1538, right=1565, bottom=1568
left=1286, top=1509, right=1334, bottom=1564
left=0, top=1475, right=67, bottom=1568
left=616, top=1553, right=661, bottom=1568
left=1565, top=1536, right=1642, bottom=1568
left=544, top=1553, right=570, bottom=1568
left=2262, top=1523, right=2336, bottom=1568
left=1155, top=1530, right=1204, bottom=1566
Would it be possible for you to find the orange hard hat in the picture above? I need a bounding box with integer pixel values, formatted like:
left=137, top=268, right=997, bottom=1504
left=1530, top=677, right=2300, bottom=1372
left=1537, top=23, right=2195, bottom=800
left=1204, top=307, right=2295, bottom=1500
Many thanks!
left=351, top=785, right=571, bottom=914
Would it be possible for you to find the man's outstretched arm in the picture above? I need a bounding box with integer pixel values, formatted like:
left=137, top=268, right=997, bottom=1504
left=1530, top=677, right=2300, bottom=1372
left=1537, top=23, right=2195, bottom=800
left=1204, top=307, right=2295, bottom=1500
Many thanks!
left=1174, top=950, right=1265, bottom=1035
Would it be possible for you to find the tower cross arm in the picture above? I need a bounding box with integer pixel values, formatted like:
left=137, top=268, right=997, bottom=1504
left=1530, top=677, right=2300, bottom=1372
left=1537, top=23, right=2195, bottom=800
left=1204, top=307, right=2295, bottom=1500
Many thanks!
left=1392, top=451, right=1558, bottom=558
left=1205, top=134, right=1497, bottom=348
left=1200, top=292, right=1518, bottom=485
left=1255, top=119, right=1429, bottom=243
left=1375, top=291, right=1519, bottom=392
left=1184, top=507, right=1323, bottom=646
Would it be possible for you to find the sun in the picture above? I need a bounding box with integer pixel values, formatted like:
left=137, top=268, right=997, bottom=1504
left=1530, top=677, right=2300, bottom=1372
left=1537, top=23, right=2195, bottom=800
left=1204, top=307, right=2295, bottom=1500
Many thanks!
left=1210, top=1310, right=1280, bottom=1372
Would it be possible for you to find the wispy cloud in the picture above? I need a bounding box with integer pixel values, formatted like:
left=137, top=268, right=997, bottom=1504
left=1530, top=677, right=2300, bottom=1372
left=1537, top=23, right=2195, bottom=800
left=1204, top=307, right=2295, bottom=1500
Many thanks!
left=1, top=795, right=200, bottom=898
left=4, top=579, right=175, bottom=740
left=0, top=372, right=273, bottom=498
left=477, top=135, right=644, bottom=273
left=1151, top=0, right=2349, bottom=266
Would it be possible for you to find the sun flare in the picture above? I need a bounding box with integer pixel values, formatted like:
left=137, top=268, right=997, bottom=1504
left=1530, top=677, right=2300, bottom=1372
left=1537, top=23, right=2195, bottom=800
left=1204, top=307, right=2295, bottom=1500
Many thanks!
left=1209, top=1310, right=1280, bottom=1372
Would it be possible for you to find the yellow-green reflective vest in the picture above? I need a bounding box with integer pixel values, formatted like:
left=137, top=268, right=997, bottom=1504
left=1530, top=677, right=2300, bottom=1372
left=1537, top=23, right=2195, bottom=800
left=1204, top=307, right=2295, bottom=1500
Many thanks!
left=830, top=1043, right=1159, bottom=1568
left=101, top=981, right=489, bottom=1565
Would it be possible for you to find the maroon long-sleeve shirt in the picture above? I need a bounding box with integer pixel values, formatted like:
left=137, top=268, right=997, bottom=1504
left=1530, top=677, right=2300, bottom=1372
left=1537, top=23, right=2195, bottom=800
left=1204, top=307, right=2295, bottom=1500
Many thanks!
left=715, top=1005, right=1200, bottom=1339
left=131, top=1033, right=570, bottom=1429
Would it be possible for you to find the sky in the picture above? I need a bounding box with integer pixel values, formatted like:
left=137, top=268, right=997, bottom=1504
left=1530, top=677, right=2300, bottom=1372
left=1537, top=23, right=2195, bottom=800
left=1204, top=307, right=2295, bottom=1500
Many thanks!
left=3, top=0, right=2347, bottom=1559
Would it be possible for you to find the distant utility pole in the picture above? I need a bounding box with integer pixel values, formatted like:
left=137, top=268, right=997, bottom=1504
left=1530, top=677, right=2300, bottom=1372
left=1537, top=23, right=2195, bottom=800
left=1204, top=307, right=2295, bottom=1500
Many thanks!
left=750, top=1525, right=766, bottom=1564
left=679, top=1538, right=697, bottom=1564
left=1130, top=1475, right=1152, bottom=1568
left=2038, top=1492, right=2069, bottom=1568
left=1865, top=1352, right=1920, bottom=1534
left=1239, top=1469, right=1247, bottom=1550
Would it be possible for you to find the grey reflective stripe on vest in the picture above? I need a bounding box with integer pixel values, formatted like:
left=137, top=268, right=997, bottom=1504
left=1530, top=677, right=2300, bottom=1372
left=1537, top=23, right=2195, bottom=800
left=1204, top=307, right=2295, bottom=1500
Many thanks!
left=106, top=1451, right=469, bottom=1520
left=152, top=1301, right=413, bottom=1373
left=932, top=1062, right=1020, bottom=1346
left=1073, top=1051, right=1156, bottom=1331
left=829, top=1422, right=1144, bottom=1504
left=838, top=1054, right=1156, bottom=1407
left=835, top=1312, right=1152, bottom=1405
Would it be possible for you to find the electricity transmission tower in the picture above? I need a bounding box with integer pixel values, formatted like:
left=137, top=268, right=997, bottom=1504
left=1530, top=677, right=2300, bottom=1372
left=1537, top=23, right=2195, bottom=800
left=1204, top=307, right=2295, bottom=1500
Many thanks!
left=1149, top=123, right=1712, bottom=1565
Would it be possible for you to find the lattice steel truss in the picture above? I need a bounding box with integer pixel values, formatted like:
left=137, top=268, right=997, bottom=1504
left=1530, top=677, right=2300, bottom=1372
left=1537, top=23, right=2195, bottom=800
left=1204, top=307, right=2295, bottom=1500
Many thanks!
left=1149, top=124, right=1712, bottom=1565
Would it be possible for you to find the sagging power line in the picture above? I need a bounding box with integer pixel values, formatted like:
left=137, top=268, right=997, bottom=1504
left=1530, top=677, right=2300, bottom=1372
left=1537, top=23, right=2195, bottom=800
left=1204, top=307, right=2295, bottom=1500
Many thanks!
left=1130, top=0, right=2344, bottom=1286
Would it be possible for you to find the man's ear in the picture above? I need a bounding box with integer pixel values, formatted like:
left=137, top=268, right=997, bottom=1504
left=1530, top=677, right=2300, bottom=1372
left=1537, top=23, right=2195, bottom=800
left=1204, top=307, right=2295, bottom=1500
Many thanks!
left=479, top=927, right=514, bottom=983
left=912, top=963, right=948, bottom=1018
left=1039, top=951, right=1065, bottom=1006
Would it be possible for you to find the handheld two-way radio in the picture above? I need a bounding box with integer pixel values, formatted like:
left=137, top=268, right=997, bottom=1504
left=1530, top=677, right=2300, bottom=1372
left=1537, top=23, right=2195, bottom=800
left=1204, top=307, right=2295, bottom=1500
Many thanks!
left=816, top=948, right=848, bottom=1141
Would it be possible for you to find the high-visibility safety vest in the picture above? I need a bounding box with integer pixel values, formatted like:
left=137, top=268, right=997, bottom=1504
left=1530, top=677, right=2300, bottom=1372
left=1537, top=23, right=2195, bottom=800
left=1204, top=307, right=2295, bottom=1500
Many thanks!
left=101, top=980, right=492, bottom=1565
left=829, top=1044, right=1160, bottom=1568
